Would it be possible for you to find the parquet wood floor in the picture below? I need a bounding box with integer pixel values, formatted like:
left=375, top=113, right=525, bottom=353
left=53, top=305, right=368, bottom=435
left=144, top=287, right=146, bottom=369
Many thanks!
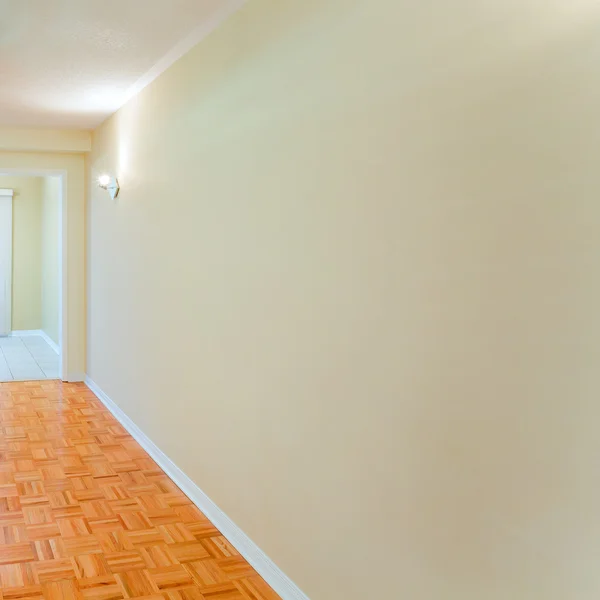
left=0, top=380, right=281, bottom=600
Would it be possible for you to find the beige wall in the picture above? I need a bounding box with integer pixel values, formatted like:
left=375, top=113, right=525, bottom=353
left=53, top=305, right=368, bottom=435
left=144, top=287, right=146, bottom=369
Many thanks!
left=0, top=176, right=43, bottom=330
left=41, top=176, right=60, bottom=344
left=87, top=1, right=600, bottom=598
left=0, top=153, right=85, bottom=380
left=0, top=127, right=91, bottom=153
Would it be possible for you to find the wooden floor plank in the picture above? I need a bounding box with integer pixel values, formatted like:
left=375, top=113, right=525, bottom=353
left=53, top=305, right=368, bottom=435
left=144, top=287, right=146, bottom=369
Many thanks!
left=0, top=381, right=281, bottom=600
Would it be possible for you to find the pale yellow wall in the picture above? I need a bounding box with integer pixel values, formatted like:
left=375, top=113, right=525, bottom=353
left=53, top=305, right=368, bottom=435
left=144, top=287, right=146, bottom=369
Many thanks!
left=0, top=176, right=43, bottom=330
left=87, top=1, right=600, bottom=598
left=0, top=153, right=85, bottom=380
left=0, top=127, right=91, bottom=153
left=41, top=176, right=60, bottom=344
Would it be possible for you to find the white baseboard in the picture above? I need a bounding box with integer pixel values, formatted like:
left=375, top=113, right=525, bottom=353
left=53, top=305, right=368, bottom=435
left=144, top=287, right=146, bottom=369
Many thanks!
left=39, top=331, right=60, bottom=355
left=84, top=376, right=309, bottom=600
left=11, top=329, right=59, bottom=355
left=10, top=329, right=39, bottom=336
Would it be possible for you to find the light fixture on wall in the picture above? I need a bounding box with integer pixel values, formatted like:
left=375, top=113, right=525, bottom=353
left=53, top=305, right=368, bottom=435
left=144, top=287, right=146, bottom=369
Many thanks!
left=97, top=174, right=120, bottom=199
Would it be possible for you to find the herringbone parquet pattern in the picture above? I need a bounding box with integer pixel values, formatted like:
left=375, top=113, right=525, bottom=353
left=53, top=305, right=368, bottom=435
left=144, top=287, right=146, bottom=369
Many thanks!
left=0, top=380, right=280, bottom=600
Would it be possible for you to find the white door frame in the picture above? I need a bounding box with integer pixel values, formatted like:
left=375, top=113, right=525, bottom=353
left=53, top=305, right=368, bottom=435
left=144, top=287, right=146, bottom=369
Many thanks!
left=0, top=170, right=67, bottom=380
left=0, top=189, right=13, bottom=337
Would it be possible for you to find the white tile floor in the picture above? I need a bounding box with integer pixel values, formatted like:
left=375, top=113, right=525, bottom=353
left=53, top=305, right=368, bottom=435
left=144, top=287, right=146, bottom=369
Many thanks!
left=0, top=335, right=60, bottom=381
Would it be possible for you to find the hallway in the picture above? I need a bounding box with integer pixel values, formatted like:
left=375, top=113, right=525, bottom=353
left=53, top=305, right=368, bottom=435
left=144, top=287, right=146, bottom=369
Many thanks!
left=0, top=380, right=279, bottom=600
left=0, top=336, right=59, bottom=381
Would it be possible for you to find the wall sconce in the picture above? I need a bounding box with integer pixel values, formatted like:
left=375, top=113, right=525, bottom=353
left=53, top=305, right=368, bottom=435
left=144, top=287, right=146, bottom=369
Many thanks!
left=98, top=174, right=120, bottom=199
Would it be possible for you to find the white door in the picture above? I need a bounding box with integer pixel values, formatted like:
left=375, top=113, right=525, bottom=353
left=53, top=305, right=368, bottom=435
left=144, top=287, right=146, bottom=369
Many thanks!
left=0, top=189, right=13, bottom=336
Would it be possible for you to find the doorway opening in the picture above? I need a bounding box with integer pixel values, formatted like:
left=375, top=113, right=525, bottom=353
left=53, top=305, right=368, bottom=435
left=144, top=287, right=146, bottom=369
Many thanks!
left=0, top=172, right=65, bottom=381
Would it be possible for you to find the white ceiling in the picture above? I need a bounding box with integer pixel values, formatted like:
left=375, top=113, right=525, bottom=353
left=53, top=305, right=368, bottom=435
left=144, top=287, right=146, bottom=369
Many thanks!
left=0, top=0, right=244, bottom=129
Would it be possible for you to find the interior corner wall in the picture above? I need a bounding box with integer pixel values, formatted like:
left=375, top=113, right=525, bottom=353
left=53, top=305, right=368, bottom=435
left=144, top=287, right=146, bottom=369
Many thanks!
left=41, top=176, right=60, bottom=344
left=0, top=176, right=43, bottom=331
left=86, top=0, right=600, bottom=598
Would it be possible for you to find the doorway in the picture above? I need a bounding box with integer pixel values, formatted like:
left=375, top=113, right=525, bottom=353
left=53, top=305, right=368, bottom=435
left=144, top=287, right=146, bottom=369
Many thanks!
left=0, top=174, right=64, bottom=381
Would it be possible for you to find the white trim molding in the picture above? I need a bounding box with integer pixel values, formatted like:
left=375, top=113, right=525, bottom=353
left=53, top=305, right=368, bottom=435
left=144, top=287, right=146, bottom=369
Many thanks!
left=11, top=329, right=59, bottom=355
left=85, top=376, right=309, bottom=600
left=123, top=0, right=247, bottom=106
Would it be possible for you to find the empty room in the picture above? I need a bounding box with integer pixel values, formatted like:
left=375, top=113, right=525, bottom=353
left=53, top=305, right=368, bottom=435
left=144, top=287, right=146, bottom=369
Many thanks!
left=0, top=1, right=598, bottom=599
